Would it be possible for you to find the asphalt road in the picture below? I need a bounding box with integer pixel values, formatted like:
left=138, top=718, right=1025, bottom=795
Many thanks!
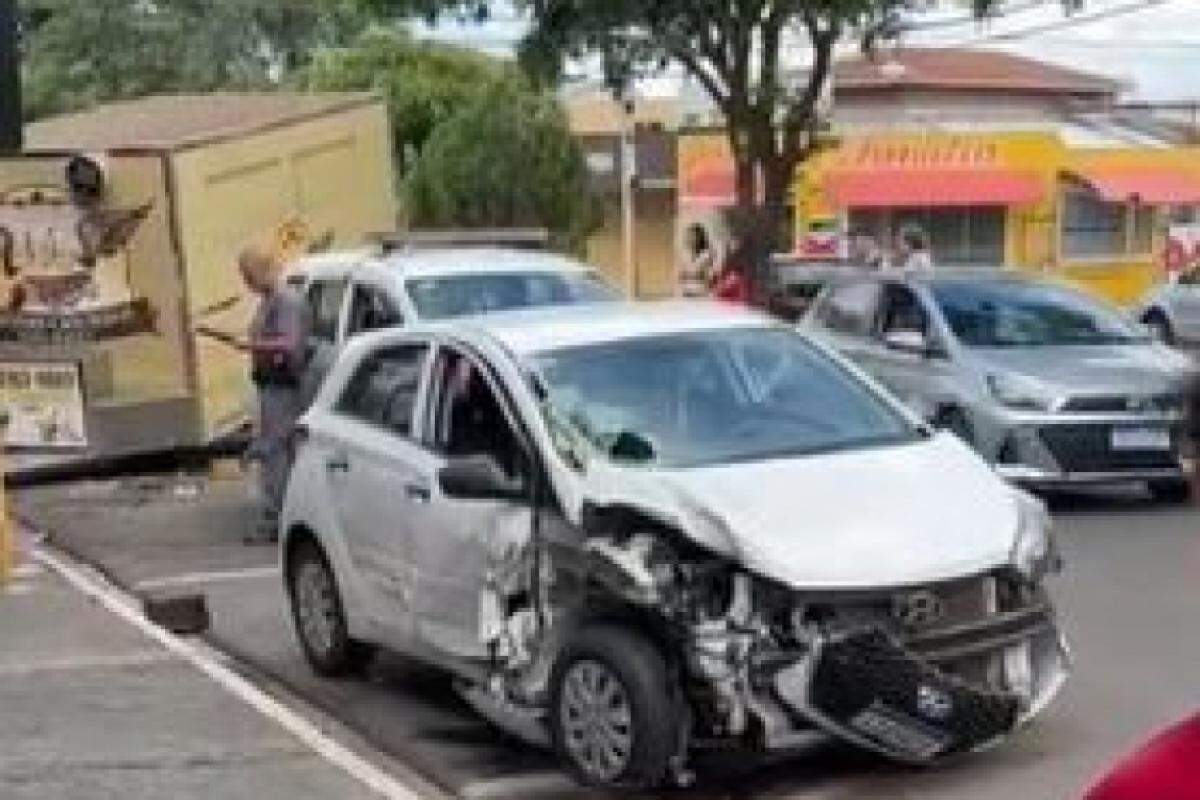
left=19, top=478, right=1200, bottom=800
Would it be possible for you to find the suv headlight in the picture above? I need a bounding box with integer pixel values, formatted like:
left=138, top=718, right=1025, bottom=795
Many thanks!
left=987, top=372, right=1058, bottom=412
left=1010, top=490, right=1061, bottom=582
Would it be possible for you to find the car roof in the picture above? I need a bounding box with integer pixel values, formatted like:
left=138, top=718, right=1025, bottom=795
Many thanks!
left=434, top=300, right=779, bottom=357
left=291, top=247, right=593, bottom=282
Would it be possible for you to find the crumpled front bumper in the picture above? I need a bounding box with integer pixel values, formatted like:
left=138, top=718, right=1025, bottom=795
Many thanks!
left=768, top=625, right=1070, bottom=762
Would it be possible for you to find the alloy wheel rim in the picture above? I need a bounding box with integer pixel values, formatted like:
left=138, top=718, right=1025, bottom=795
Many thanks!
left=295, top=561, right=337, bottom=656
left=559, top=659, right=634, bottom=782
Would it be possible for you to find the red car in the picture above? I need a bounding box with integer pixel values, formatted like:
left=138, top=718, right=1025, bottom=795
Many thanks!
left=1083, top=713, right=1200, bottom=799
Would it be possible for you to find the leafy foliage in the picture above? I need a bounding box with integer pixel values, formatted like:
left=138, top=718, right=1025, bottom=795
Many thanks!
left=298, top=27, right=520, bottom=172
left=19, top=0, right=367, bottom=119
left=405, top=80, right=596, bottom=245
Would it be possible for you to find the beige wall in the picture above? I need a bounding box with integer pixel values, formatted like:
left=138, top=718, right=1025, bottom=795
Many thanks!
left=586, top=190, right=677, bottom=299
left=170, top=101, right=397, bottom=439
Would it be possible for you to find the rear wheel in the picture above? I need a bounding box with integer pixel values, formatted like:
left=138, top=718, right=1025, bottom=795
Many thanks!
left=1148, top=478, right=1191, bottom=504
left=550, top=625, right=679, bottom=790
left=287, top=539, right=375, bottom=676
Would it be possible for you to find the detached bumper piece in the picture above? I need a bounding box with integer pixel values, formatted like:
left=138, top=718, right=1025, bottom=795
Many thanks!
left=775, top=628, right=1019, bottom=763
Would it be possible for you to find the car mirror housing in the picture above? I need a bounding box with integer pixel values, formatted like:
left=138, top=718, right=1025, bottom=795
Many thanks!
left=438, top=455, right=527, bottom=502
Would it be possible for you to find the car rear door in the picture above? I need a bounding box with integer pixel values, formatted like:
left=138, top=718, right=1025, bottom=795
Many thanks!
left=322, top=341, right=435, bottom=648
left=302, top=276, right=351, bottom=405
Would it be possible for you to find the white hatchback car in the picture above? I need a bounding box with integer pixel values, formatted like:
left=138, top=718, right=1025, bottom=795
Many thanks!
left=281, top=302, right=1069, bottom=790
left=289, top=242, right=618, bottom=399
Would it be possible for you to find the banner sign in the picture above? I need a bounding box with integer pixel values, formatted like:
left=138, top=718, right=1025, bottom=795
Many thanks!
left=0, top=361, right=86, bottom=448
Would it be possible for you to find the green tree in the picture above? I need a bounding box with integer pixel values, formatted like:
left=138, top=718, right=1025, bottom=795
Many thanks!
left=405, top=80, right=596, bottom=245
left=19, top=0, right=367, bottom=120
left=298, top=27, right=519, bottom=173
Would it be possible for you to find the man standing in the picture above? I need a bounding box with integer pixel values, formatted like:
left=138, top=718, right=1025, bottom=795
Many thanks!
left=240, top=244, right=309, bottom=543
left=847, top=229, right=886, bottom=271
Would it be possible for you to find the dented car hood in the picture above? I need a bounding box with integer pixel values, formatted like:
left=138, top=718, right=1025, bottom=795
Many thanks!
left=578, top=433, right=1019, bottom=589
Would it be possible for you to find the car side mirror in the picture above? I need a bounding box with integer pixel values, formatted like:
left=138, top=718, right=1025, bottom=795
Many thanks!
left=884, top=329, right=935, bottom=357
left=438, top=454, right=527, bottom=502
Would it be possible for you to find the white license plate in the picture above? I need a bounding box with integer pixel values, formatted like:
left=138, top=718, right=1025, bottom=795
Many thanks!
left=1111, top=427, right=1171, bottom=451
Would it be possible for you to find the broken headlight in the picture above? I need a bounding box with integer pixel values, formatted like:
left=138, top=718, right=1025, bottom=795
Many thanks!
left=1010, top=490, right=1059, bottom=582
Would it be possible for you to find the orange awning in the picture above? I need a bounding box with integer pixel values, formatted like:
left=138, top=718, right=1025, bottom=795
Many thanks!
left=824, top=168, right=1043, bottom=208
left=1073, top=167, right=1200, bottom=205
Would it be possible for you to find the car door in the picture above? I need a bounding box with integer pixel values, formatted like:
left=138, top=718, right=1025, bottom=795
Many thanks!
left=410, top=343, right=535, bottom=661
left=1167, top=278, right=1200, bottom=345
left=303, top=276, right=351, bottom=403
left=323, top=341, right=436, bottom=649
left=870, top=283, right=959, bottom=419
left=808, top=279, right=884, bottom=368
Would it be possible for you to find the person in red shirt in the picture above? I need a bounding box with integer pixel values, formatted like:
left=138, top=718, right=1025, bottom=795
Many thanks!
left=711, top=235, right=751, bottom=304
left=1083, top=713, right=1200, bottom=799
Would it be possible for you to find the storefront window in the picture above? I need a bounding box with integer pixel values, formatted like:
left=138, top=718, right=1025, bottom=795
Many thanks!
left=1131, top=204, right=1155, bottom=254
left=1061, top=183, right=1124, bottom=258
left=849, top=206, right=1005, bottom=266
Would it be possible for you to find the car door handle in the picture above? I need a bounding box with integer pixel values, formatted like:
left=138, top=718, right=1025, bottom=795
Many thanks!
left=326, top=455, right=350, bottom=473
left=403, top=481, right=431, bottom=502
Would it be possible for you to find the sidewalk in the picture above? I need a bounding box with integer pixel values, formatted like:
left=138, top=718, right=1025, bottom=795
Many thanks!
left=0, top=533, right=407, bottom=800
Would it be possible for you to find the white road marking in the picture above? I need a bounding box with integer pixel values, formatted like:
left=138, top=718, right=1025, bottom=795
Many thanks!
left=2, top=580, right=33, bottom=596
left=460, top=771, right=577, bottom=800
left=32, top=546, right=426, bottom=800
left=0, top=650, right=177, bottom=678
left=132, top=565, right=279, bottom=591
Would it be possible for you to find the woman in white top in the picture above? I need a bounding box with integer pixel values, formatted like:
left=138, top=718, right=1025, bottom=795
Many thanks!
left=895, top=225, right=934, bottom=272
left=679, top=224, right=718, bottom=297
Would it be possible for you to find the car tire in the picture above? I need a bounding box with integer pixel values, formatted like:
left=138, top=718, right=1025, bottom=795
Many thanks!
left=1144, top=310, right=1175, bottom=345
left=287, top=539, right=375, bottom=677
left=935, top=406, right=975, bottom=447
left=549, top=625, right=679, bottom=790
left=1148, top=478, right=1191, bottom=504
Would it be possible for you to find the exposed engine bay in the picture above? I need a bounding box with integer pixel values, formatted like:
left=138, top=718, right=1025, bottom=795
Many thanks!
left=467, top=508, right=1069, bottom=780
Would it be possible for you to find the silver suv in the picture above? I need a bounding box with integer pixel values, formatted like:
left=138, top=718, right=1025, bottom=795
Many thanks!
left=803, top=271, right=1196, bottom=500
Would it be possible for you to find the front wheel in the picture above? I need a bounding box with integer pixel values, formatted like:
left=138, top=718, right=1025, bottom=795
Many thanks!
left=287, top=540, right=374, bottom=677
left=550, top=625, right=679, bottom=790
left=1148, top=478, right=1191, bottom=505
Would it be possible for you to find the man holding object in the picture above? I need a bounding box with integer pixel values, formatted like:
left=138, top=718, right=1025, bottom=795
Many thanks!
left=239, top=244, right=309, bottom=543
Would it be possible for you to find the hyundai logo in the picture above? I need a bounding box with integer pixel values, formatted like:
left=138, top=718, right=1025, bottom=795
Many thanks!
left=892, top=589, right=944, bottom=628
left=917, top=684, right=954, bottom=721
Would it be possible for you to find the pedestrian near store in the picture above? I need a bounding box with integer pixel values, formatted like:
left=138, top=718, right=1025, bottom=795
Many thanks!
left=895, top=225, right=934, bottom=272
left=680, top=223, right=718, bottom=298
left=848, top=229, right=887, bottom=271
left=240, top=243, right=310, bottom=544
left=711, top=234, right=751, bottom=304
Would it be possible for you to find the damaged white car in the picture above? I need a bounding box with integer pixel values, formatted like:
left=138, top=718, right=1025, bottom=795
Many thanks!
left=281, top=302, right=1070, bottom=790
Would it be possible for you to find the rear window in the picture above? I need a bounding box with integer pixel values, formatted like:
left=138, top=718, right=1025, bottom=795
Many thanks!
left=406, top=271, right=618, bottom=320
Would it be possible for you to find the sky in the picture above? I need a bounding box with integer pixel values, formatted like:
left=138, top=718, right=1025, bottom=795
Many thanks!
left=413, top=0, right=1200, bottom=103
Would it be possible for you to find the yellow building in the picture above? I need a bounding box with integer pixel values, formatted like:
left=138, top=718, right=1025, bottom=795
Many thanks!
left=794, top=130, right=1200, bottom=303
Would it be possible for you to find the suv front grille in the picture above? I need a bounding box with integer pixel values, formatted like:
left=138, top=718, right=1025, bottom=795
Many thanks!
left=1060, top=394, right=1182, bottom=413
left=1039, top=424, right=1179, bottom=473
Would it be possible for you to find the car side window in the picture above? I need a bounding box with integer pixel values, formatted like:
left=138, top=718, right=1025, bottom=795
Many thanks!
left=428, top=348, right=527, bottom=480
left=877, top=285, right=929, bottom=336
left=337, top=344, right=428, bottom=436
left=346, top=284, right=404, bottom=337
left=816, top=281, right=881, bottom=336
left=307, top=278, right=348, bottom=343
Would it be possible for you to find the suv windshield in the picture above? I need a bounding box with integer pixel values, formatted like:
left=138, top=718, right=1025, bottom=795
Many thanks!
left=407, top=271, right=618, bottom=320
left=931, top=281, right=1140, bottom=347
left=533, top=328, right=917, bottom=469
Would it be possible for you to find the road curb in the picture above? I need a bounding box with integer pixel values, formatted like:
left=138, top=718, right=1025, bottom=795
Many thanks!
left=30, top=537, right=453, bottom=800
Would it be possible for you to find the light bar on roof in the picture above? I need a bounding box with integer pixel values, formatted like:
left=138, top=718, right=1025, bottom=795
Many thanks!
left=372, top=228, right=551, bottom=254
